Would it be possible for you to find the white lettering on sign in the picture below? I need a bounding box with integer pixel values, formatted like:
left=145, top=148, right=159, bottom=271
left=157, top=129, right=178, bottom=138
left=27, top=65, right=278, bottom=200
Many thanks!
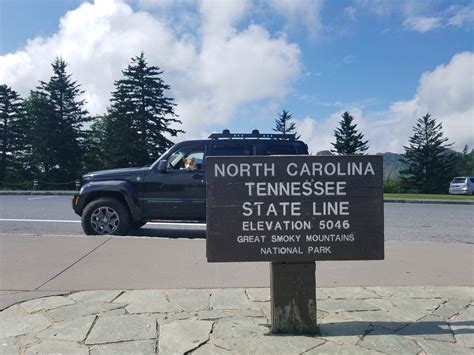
left=242, top=220, right=312, bottom=231
left=206, top=155, right=383, bottom=262
left=242, top=201, right=301, bottom=217
left=307, top=246, right=332, bottom=254
left=286, top=162, right=375, bottom=177
left=215, top=161, right=374, bottom=179
left=271, top=234, right=301, bottom=243
left=260, top=247, right=304, bottom=255
left=214, top=163, right=275, bottom=177
left=312, top=201, right=350, bottom=216
left=305, top=234, right=355, bottom=242
left=237, top=235, right=266, bottom=243
left=244, top=181, right=346, bottom=197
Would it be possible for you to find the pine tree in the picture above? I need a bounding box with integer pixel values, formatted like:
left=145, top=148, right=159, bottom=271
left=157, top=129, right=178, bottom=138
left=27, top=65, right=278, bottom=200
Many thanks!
left=26, top=57, right=90, bottom=182
left=24, top=92, right=57, bottom=178
left=400, top=113, right=455, bottom=193
left=273, top=109, right=299, bottom=138
left=102, top=52, right=183, bottom=168
left=331, top=111, right=369, bottom=155
left=82, top=115, right=108, bottom=172
left=0, top=85, right=27, bottom=181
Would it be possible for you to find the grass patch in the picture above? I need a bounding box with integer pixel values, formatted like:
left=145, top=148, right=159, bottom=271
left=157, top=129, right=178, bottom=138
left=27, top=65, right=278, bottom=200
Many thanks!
left=384, top=193, right=474, bottom=200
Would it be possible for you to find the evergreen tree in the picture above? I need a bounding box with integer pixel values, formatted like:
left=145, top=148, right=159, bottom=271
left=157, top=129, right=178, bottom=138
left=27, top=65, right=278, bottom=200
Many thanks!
left=0, top=85, right=27, bottom=181
left=453, top=145, right=474, bottom=177
left=82, top=115, right=108, bottom=172
left=26, top=58, right=90, bottom=182
left=273, top=109, right=299, bottom=138
left=102, top=52, right=182, bottom=168
left=400, top=113, right=455, bottom=193
left=24, top=92, right=57, bottom=178
left=331, top=111, right=369, bottom=155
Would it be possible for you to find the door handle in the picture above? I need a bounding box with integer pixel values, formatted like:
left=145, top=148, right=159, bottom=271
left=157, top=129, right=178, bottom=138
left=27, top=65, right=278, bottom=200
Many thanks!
left=192, top=174, right=203, bottom=179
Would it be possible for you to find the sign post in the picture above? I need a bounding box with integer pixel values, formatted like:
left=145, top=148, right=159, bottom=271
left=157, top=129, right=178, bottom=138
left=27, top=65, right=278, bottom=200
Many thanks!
left=206, top=155, right=384, bottom=334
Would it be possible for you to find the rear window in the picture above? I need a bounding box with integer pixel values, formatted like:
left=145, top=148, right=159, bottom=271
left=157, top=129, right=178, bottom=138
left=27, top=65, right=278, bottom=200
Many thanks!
left=452, top=177, right=467, bottom=183
left=211, top=144, right=253, bottom=156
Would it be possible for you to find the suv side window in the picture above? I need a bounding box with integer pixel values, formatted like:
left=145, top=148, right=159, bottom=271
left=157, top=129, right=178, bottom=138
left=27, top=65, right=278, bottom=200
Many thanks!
left=211, top=144, right=253, bottom=156
left=168, top=146, right=205, bottom=170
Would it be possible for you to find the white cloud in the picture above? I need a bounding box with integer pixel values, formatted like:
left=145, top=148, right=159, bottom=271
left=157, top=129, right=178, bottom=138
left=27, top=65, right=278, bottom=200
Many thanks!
left=296, top=52, right=474, bottom=154
left=403, top=16, right=442, bottom=32
left=267, top=0, right=323, bottom=38
left=446, top=5, right=474, bottom=27
left=0, top=0, right=301, bottom=139
left=136, top=0, right=176, bottom=9
left=356, top=0, right=474, bottom=33
left=295, top=108, right=365, bottom=154
left=396, top=51, right=474, bottom=151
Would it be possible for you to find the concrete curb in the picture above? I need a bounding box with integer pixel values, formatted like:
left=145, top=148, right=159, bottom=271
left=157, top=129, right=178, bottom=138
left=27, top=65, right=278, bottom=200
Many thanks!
left=1, top=191, right=473, bottom=204
left=384, top=198, right=474, bottom=205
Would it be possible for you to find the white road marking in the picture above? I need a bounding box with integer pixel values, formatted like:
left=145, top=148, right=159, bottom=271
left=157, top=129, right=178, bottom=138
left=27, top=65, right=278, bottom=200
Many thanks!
left=0, top=218, right=80, bottom=223
left=0, top=218, right=206, bottom=228
left=27, top=196, right=59, bottom=200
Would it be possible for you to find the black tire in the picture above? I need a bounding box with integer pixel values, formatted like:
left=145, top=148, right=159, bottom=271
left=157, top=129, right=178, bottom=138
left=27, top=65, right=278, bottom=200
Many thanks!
left=81, top=197, right=130, bottom=236
left=131, top=220, right=147, bottom=229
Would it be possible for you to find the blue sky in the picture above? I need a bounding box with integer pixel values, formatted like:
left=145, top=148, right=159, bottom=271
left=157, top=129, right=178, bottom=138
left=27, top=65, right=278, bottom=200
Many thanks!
left=1, top=0, right=473, bottom=153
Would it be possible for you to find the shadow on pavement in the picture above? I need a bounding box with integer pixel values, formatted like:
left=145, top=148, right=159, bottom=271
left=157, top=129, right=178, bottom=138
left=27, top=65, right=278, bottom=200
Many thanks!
left=315, top=320, right=474, bottom=336
left=126, top=227, right=206, bottom=239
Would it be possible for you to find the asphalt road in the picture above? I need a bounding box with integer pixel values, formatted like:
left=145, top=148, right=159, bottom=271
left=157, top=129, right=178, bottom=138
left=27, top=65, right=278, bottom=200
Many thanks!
left=0, top=195, right=473, bottom=243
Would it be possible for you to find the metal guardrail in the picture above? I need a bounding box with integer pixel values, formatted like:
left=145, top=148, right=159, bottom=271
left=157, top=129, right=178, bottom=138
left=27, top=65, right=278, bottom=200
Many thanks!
left=0, top=179, right=81, bottom=191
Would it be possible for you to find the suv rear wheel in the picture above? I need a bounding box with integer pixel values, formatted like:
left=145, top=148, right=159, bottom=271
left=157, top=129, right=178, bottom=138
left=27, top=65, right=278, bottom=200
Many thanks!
left=82, top=197, right=130, bottom=236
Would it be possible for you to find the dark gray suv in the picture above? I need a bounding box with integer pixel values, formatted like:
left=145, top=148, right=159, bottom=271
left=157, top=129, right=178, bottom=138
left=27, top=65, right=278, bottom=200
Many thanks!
left=72, top=129, right=308, bottom=235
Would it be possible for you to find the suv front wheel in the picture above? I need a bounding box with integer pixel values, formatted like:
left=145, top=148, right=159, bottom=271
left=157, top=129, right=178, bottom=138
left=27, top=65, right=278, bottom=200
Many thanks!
left=81, top=197, right=130, bottom=236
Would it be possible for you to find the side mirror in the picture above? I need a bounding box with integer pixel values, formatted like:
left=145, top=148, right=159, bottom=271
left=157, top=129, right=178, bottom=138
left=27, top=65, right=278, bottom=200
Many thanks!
left=158, top=160, right=168, bottom=173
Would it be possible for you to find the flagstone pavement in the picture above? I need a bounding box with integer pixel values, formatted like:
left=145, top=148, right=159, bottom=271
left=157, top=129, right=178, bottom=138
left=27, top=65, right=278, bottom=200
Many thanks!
left=1, top=286, right=473, bottom=354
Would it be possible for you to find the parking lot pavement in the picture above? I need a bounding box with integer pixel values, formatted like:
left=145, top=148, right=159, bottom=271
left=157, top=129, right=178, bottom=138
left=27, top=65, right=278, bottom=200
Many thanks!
left=1, top=233, right=473, bottom=309
left=1, top=286, right=473, bottom=354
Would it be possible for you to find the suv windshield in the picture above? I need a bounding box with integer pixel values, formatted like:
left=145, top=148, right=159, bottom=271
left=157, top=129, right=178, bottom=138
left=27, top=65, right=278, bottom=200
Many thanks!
left=451, top=177, right=466, bottom=183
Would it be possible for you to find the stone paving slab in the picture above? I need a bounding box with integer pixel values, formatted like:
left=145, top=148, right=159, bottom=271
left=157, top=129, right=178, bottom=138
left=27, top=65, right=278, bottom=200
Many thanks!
left=359, top=329, right=422, bottom=354
left=85, top=314, right=157, bottom=345
left=0, top=286, right=472, bottom=354
left=114, top=290, right=181, bottom=314
left=36, top=315, right=95, bottom=342
left=21, top=296, right=75, bottom=313
left=46, top=301, right=127, bottom=322
left=24, top=340, right=89, bottom=355
left=0, top=291, right=66, bottom=311
left=365, top=298, right=443, bottom=321
left=167, top=289, right=210, bottom=312
left=89, top=340, right=156, bottom=355
left=450, top=305, right=474, bottom=347
left=159, top=319, right=213, bottom=354
left=69, top=290, right=123, bottom=303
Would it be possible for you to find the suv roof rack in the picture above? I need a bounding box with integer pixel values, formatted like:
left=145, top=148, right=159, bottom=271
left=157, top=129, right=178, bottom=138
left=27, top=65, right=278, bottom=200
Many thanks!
left=208, top=129, right=296, bottom=140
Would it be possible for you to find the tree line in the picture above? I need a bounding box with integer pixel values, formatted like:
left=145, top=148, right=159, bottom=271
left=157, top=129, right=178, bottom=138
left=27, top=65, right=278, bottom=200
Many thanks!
left=1, top=52, right=472, bottom=193
left=273, top=109, right=473, bottom=194
left=0, top=52, right=181, bottom=189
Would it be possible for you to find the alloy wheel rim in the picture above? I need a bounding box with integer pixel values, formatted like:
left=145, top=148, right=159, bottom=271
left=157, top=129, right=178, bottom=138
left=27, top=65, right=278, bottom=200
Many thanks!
left=90, top=207, right=120, bottom=234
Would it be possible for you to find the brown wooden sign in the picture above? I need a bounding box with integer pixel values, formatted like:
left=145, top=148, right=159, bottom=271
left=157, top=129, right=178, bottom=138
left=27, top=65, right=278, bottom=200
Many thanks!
left=206, top=155, right=384, bottom=262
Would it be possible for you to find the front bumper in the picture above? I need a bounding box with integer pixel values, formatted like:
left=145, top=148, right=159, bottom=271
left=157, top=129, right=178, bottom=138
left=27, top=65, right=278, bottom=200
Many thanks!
left=72, top=194, right=82, bottom=215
